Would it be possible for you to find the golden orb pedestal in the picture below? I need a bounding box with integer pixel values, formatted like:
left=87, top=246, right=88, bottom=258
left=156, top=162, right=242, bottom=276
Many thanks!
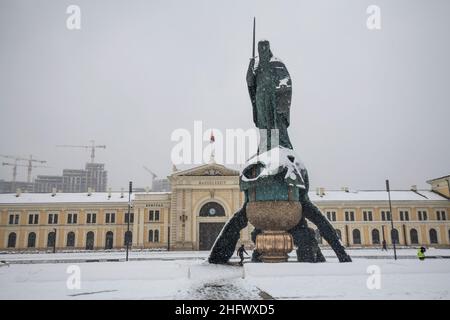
left=255, top=231, right=293, bottom=262
left=247, top=200, right=302, bottom=263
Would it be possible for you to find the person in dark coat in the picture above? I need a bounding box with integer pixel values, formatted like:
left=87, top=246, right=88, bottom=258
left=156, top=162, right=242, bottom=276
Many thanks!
left=237, top=244, right=248, bottom=266
left=382, top=240, right=387, bottom=251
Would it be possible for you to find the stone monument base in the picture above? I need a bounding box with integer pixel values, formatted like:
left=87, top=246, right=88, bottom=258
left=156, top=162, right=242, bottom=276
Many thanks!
left=255, top=231, right=293, bottom=262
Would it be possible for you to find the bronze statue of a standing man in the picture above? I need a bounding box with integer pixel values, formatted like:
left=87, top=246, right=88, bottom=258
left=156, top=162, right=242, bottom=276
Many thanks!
left=246, top=40, right=293, bottom=150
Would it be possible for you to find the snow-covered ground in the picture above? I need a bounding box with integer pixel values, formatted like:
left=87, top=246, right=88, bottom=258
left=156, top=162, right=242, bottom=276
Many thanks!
left=0, top=251, right=449, bottom=300
left=1, top=248, right=449, bottom=263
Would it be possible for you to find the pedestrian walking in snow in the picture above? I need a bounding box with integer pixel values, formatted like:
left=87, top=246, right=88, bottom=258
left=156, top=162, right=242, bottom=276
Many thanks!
left=237, top=244, right=248, bottom=266
left=382, top=240, right=387, bottom=251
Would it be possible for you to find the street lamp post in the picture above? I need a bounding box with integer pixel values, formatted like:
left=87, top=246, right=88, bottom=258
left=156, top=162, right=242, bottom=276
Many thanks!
left=386, top=179, right=397, bottom=260
left=126, top=181, right=132, bottom=262
left=53, top=228, right=57, bottom=254
left=167, top=226, right=171, bottom=251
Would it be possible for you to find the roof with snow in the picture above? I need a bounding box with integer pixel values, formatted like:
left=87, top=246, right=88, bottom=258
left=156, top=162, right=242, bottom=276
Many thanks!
left=0, top=190, right=447, bottom=205
left=309, top=190, right=448, bottom=202
left=0, top=192, right=170, bottom=205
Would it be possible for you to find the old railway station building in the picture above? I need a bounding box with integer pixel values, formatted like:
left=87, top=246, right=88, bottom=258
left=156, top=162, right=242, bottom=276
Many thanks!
left=0, top=163, right=449, bottom=251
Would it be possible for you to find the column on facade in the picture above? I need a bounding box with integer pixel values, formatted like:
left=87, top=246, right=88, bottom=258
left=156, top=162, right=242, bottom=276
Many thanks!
left=138, top=207, right=145, bottom=247
left=132, top=208, right=139, bottom=246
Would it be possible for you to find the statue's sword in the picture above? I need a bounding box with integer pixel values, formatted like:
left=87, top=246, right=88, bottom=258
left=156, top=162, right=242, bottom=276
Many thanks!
left=252, top=17, right=256, bottom=59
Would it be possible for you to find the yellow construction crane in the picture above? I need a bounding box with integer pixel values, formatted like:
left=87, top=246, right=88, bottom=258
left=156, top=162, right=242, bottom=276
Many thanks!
left=56, top=140, right=106, bottom=163
left=0, top=155, right=47, bottom=183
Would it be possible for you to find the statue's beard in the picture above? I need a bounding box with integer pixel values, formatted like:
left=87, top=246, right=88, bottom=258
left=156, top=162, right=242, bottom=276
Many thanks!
left=260, top=56, right=271, bottom=65
left=259, top=51, right=272, bottom=64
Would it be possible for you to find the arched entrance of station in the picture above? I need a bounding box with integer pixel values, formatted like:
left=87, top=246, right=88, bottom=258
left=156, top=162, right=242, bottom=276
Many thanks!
left=199, top=222, right=225, bottom=250
left=198, top=201, right=226, bottom=251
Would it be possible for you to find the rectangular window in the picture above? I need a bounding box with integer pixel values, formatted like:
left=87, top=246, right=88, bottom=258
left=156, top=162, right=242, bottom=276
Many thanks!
left=363, top=211, right=373, bottom=221
left=418, top=210, right=427, bottom=221
left=381, top=210, right=391, bottom=221
left=48, top=214, right=58, bottom=224
left=436, top=210, right=446, bottom=221
left=399, top=210, right=409, bottom=221
left=87, top=213, right=97, bottom=224
left=9, top=214, right=19, bottom=225
left=155, top=210, right=160, bottom=221
left=326, top=211, right=337, bottom=221
left=125, top=213, right=134, bottom=223
left=68, top=213, right=78, bottom=224
left=149, top=210, right=154, bottom=221
left=106, top=213, right=115, bottom=224
left=345, top=211, right=355, bottom=221
left=28, top=214, right=39, bottom=225
left=436, top=210, right=447, bottom=220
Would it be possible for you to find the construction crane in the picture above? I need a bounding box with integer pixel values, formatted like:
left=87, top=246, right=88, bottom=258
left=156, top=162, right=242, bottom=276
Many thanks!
left=2, top=162, right=50, bottom=182
left=56, top=140, right=106, bottom=163
left=143, top=166, right=157, bottom=188
left=0, top=155, right=47, bottom=183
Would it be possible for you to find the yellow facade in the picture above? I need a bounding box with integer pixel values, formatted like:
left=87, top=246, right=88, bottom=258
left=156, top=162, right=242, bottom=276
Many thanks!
left=1, top=164, right=449, bottom=251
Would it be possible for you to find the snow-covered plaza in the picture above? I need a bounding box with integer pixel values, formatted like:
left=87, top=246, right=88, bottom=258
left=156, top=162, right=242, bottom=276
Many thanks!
left=1, top=249, right=449, bottom=300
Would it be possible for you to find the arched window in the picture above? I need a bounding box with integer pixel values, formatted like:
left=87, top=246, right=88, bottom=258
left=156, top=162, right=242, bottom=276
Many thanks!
left=86, top=231, right=94, bottom=250
left=66, top=232, right=75, bottom=247
left=199, top=202, right=225, bottom=217
left=47, top=231, right=56, bottom=247
left=7, top=232, right=16, bottom=248
left=410, top=229, right=419, bottom=244
left=148, top=230, right=153, bottom=242
left=335, top=229, right=342, bottom=240
left=352, top=229, right=361, bottom=245
left=391, top=228, right=399, bottom=244
left=429, top=228, right=438, bottom=244
left=124, top=231, right=132, bottom=246
left=105, top=231, right=113, bottom=249
left=154, top=230, right=159, bottom=242
left=372, top=229, right=380, bottom=245
left=315, top=229, right=322, bottom=244
left=27, top=232, right=36, bottom=248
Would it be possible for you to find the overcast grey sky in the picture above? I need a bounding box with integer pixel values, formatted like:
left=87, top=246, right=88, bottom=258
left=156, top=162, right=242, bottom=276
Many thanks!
left=0, top=0, right=449, bottom=191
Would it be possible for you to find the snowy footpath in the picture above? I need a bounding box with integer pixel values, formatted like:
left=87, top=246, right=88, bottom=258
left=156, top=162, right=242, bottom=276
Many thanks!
left=0, top=252, right=449, bottom=299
